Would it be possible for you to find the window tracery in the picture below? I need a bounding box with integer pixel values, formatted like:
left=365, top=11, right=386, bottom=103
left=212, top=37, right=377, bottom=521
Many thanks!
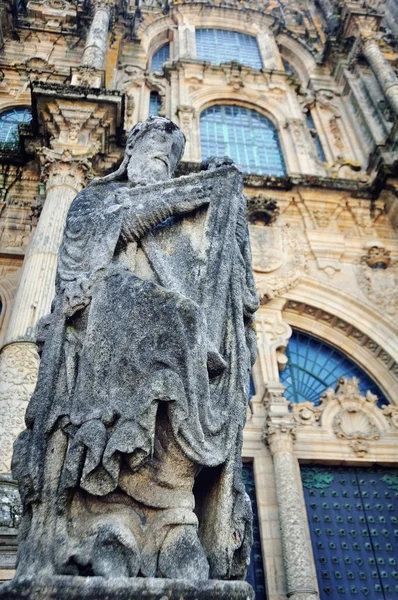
left=280, top=330, right=388, bottom=407
left=150, top=43, right=170, bottom=72
left=196, top=29, right=263, bottom=70
left=200, top=105, right=286, bottom=176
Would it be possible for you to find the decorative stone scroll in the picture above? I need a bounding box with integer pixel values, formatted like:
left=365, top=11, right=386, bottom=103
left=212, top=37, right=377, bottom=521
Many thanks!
left=292, top=377, right=391, bottom=457
left=249, top=221, right=307, bottom=303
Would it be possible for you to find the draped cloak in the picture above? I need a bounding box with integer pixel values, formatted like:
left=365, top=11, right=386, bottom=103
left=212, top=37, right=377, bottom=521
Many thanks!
left=13, top=165, right=259, bottom=579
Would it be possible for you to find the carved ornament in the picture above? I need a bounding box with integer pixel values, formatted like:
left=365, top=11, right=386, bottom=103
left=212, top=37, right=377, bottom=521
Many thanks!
left=251, top=224, right=307, bottom=301
left=292, top=376, right=391, bottom=457
left=356, top=247, right=398, bottom=315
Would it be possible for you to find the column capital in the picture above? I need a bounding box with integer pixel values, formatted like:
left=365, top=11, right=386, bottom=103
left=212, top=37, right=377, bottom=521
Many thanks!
left=90, top=0, right=116, bottom=13
left=38, top=147, right=92, bottom=192
left=264, top=420, right=296, bottom=455
left=31, top=84, right=123, bottom=158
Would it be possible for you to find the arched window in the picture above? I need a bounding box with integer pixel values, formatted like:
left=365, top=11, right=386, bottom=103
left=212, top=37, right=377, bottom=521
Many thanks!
left=196, top=29, right=262, bottom=70
left=0, top=108, right=32, bottom=148
left=200, top=105, right=286, bottom=176
left=280, top=330, right=388, bottom=406
left=149, top=91, right=161, bottom=116
left=151, top=43, right=170, bottom=72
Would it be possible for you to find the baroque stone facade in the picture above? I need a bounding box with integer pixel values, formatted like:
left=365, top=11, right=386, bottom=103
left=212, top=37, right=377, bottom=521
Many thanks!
left=0, top=0, right=398, bottom=597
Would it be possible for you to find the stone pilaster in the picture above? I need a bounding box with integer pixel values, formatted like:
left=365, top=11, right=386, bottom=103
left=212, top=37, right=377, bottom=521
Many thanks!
left=256, top=298, right=292, bottom=387
left=361, top=35, right=398, bottom=117
left=0, top=151, right=90, bottom=473
left=267, top=421, right=318, bottom=600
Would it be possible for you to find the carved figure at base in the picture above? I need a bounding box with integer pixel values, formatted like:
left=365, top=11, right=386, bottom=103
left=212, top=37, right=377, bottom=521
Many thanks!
left=9, top=117, right=259, bottom=587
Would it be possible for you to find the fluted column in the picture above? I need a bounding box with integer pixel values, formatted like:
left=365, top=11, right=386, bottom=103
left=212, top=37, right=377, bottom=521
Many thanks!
left=267, top=422, right=318, bottom=600
left=362, top=35, right=398, bottom=117
left=81, top=0, right=112, bottom=69
left=0, top=150, right=90, bottom=473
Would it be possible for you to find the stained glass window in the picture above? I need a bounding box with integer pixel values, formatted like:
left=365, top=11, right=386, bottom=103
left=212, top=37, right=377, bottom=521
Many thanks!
left=243, top=464, right=267, bottom=600
left=200, top=105, right=286, bottom=176
left=0, top=108, right=32, bottom=147
left=280, top=330, right=389, bottom=406
left=306, top=111, right=326, bottom=163
left=151, top=43, right=170, bottom=71
left=149, top=91, right=161, bottom=116
left=196, top=29, right=263, bottom=70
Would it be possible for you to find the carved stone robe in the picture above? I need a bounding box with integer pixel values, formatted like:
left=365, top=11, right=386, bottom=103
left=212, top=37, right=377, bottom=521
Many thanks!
left=13, top=165, right=259, bottom=580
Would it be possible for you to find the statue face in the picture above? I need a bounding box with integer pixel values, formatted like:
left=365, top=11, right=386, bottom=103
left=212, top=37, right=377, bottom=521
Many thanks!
left=127, top=126, right=183, bottom=186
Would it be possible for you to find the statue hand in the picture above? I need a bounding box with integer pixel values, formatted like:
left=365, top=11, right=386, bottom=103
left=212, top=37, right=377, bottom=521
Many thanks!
left=63, top=280, right=91, bottom=317
left=200, top=156, right=236, bottom=171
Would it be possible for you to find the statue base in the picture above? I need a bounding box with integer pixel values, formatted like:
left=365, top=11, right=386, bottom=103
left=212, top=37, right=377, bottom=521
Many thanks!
left=0, top=576, right=254, bottom=600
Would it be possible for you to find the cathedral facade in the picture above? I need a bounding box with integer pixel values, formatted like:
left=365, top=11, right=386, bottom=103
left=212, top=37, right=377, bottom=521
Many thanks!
left=0, top=0, right=398, bottom=598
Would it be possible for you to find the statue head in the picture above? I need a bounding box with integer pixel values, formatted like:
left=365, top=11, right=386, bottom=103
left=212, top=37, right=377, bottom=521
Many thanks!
left=92, top=116, right=186, bottom=187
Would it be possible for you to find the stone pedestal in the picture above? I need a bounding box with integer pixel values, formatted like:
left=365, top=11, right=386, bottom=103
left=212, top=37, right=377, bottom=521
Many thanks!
left=0, top=575, right=254, bottom=600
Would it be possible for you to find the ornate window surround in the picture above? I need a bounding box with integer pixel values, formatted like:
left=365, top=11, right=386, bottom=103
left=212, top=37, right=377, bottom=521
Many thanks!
left=199, top=104, right=286, bottom=176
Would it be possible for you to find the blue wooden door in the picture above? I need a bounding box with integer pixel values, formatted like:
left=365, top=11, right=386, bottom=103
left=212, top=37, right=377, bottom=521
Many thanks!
left=301, top=466, right=398, bottom=600
left=243, top=464, right=267, bottom=600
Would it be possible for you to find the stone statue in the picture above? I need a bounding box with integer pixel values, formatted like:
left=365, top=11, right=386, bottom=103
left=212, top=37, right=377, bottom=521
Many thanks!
left=4, top=117, right=258, bottom=599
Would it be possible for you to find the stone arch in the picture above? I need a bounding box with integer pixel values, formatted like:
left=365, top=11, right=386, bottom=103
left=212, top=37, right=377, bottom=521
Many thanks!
left=277, top=34, right=318, bottom=85
left=282, top=277, right=398, bottom=405
left=140, top=17, right=175, bottom=59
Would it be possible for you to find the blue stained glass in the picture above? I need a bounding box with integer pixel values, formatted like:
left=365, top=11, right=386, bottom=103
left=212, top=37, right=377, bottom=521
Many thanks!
left=0, top=108, right=32, bottom=146
left=151, top=43, right=170, bottom=72
left=149, top=91, right=161, bottom=116
left=196, top=29, right=262, bottom=70
left=306, top=111, right=326, bottom=163
left=200, top=105, right=286, bottom=176
left=280, top=330, right=389, bottom=407
left=243, top=464, right=267, bottom=600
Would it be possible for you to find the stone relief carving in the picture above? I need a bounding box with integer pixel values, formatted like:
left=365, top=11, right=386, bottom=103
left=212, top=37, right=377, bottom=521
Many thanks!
left=251, top=223, right=307, bottom=302
left=356, top=246, right=398, bottom=315
left=382, top=405, right=398, bottom=429
left=292, top=401, right=322, bottom=426
left=4, top=117, right=258, bottom=599
left=0, top=343, right=40, bottom=473
left=292, top=377, right=391, bottom=457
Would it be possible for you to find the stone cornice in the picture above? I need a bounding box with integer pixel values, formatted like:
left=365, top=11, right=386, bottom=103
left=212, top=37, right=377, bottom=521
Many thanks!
left=176, top=161, right=379, bottom=198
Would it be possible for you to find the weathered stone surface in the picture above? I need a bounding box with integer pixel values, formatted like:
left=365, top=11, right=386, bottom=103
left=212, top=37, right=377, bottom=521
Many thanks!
left=8, top=117, right=258, bottom=589
left=0, top=576, right=254, bottom=600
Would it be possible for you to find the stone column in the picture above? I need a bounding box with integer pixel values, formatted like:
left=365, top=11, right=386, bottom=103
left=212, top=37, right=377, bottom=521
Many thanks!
left=81, top=0, right=112, bottom=69
left=0, top=151, right=90, bottom=473
left=362, top=35, right=398, bottom=117
left=267, top=422, right=318, bottom=600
